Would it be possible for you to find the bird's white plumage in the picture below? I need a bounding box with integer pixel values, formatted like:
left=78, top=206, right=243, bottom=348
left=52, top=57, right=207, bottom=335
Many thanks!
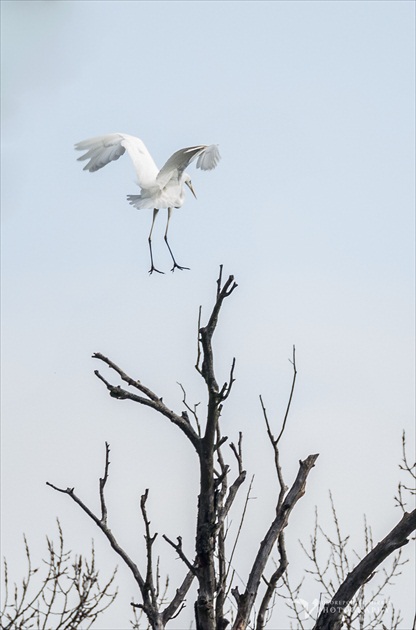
left=75, top=132, right=220, bottom=273
left=75, top=133, right=160, bottom=189
left=156, top=145, right=220, bottom=189
left=75, top=133, right=220, bottom=208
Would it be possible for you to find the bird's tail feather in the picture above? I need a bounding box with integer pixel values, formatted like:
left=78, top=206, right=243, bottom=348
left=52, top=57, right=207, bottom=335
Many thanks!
left=127, top=194, right=147, bottom=209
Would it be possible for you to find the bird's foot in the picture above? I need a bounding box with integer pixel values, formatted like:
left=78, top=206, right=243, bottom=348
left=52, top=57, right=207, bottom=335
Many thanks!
left=149, top=266, right=164, bottom=275
left=171, top=263, right=190, bottom=272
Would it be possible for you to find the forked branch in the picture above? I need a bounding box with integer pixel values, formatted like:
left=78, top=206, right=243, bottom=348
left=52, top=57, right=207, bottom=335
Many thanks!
left=197, top=266, right=238, bottom=394
left=253, top=347, right=300, bottom=626
left=93, top=353, right=201, bottom=453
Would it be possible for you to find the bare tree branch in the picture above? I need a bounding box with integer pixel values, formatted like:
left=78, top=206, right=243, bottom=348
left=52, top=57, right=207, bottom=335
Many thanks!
left=256, top=532, right=288, bottom=630
left=198, top=271, right=238, bottom=395
left=219, top=358, right=237, bottom=402
left=214, top=422, right=229, bottom=629
left=313, top=509, right=416, bottom=630
left=225, top=476, right=255, bottom=598
left=162, top=535, right=197, bottom=577
left=92, top=353, right=201, bottom=453
left=232, top=453, right=319, bottom=630
left=178, top=382, right=202, bottom=436
left=140, top=489, right=158, bottom=609
left=193, top=268, right=238, bottom=630
left=195, top=305, right=203, bottom=375
left=260, top=395, right=288, bottom=506
left=276, top=345, right=297, bottom=446
left=0, top=521, right=117, bottom=630
left=43, top=268, right=413, bottom=630
left=161, top=569, right=195, bottom=625
left=99, top=441, right=110, bottom=525
left=395, top=430, right=416, bottom=512
left=253, top=348, right=301, bottom=626
left=46, top=481, right=146, bottom=592
left=229, top=433, right=243, bottom=476
left=47, top=447, right=195, bottom=629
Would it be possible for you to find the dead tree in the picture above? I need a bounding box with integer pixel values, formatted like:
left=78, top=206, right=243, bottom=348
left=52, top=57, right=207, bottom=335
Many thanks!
left=46, top=268, right=415, bottom=629
left=46, top=269, right=317, bottom=629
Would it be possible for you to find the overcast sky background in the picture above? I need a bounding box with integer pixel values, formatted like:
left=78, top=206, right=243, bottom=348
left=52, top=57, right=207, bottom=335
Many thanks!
left=1, top=1, right=415, bottom=628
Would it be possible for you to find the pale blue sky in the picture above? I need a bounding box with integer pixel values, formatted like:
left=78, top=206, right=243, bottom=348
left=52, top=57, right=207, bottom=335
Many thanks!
left=1, top=1, right=415, bottom=628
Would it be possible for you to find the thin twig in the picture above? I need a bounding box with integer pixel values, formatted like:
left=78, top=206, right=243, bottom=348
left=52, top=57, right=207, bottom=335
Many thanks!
left=177, top=382, right=201, bottom=436
left=276, top=345, right=297, bottom=446
left=219, top=358, right=237, bottom=402
left=162, top=535, right=197, bottom=576
left=225, top=476, right=255, bottom=594
left=260, top=395, right=288, bottom=506
left=92, top=358, right=201, bottom=453
left=229, top=432, right=243, bottom=476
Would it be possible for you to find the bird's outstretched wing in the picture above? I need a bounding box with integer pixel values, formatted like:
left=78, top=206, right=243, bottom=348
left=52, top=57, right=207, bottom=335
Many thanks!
left=156, top=145, right=221, bottom=189
left=75, top=133, right=159, bottom=189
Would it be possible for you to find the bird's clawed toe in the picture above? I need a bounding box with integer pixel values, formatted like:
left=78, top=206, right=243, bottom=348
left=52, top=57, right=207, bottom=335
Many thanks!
left=148, top=266, right=165, bottom=275
left=171, top=263, right=190, bottom=273
left=148, top=263, right=189, bottom=274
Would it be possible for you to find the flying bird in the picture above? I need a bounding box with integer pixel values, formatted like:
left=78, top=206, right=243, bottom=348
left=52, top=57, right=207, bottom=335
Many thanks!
left=75, top=133, right=221, bottom=274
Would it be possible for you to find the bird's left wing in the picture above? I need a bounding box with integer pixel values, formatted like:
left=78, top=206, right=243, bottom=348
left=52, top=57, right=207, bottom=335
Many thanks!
left=75, top=134, right=128, bottom=172
left=75, top=133, right=159, bottom=189
left=156, top=145, right=221, bottom=188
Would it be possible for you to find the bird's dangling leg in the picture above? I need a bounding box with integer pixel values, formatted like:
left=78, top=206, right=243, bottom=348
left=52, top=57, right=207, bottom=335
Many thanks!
left=164, top=208, right=190, bottom=272
left=148, top=208, right=164, bottom=275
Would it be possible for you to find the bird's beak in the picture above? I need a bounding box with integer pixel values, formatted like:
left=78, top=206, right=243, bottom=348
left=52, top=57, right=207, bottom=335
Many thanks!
left=185, top=180, right=197, bottom=199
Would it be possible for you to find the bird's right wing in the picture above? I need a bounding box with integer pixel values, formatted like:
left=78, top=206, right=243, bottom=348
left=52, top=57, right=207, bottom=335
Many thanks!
left=75, top=133, right=159, bottom=189
left=156, top=145, right=221, bottom=188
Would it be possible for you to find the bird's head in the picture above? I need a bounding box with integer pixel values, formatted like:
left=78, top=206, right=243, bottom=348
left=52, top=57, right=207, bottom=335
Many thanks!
left=184, top=174, right=197, bottom=199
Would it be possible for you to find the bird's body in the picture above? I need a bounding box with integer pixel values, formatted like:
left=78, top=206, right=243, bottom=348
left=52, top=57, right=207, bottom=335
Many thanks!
left=75, top=133, right=220, bottom=273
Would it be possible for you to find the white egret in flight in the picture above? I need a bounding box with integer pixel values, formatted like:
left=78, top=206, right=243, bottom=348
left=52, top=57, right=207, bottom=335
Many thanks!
left=75, top=133, right=221, bottom=274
